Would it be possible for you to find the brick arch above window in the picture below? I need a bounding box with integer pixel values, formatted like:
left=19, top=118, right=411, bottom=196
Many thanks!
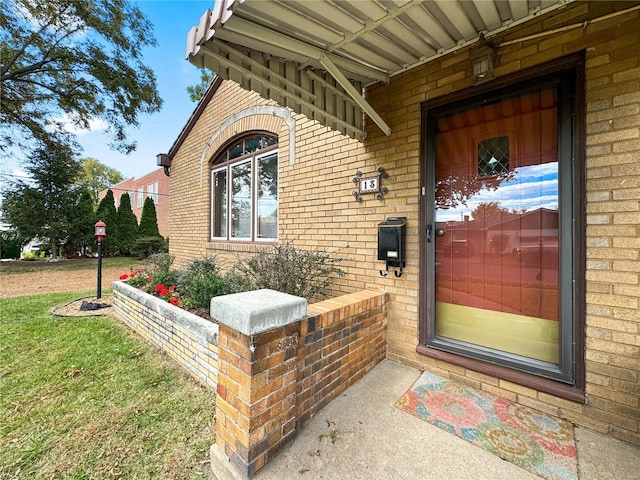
left=198, top=105, right=295, bottom=187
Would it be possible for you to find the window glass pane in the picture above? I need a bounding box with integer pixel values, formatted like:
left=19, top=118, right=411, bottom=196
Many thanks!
left=478, top=136, right=509, bottom=177
left=434, top=88, right=559, bottom=364
left=231, top=160, right=252, bottom=238
left=257, top=153, right=278, bottom=239
left=263, top=135, right=278, bottom=147
left=212, top=169, right=227, bottom=238
left=228, top=141, right=243, bottom=160
left=245, top=136, right=261, bottom=154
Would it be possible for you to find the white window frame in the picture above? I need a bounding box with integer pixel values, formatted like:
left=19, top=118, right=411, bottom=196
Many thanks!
left=210, top=148, right=279, bottom=242
left=147, top=182, right=159, bottom=204
left=137, top=187, right=144, bottom=208
left=254, top=151, right=279, bottom=242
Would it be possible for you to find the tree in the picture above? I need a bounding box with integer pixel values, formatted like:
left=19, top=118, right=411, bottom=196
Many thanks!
left=76, top=158, right=124, bottom=204
left=116, top=193, right=138, bottom=256
left=95, top=188, right=118, bottom=255
left=63, top=188, right=95, bottom=257
left=135, top=196, right=165, bottom=258
left=1, top=0, right=162, bottom=155
left=138, top=196, right=160, bottom=238
left=2, top=137, right=81, bottom=258
left=187, top=69, right=214, bottom=102
left=470, top=201, right=511, bottom=220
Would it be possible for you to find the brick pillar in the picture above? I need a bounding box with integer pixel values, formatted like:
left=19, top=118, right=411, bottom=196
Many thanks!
left=209, top=289, right=307, bottom=479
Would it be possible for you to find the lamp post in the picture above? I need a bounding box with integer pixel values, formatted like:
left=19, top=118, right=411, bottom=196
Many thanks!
left=94, top=221, right=107, bottom=299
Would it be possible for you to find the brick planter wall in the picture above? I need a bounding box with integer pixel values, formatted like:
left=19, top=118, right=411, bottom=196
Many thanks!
left=211, top=289, right=388, bottom=478
left=113, top=283, right=388, bottom=478
left=112, top=281, right=219, bottom=390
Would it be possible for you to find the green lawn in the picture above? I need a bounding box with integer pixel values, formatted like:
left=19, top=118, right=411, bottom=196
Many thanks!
left=0, top=291, right=216, bottom=479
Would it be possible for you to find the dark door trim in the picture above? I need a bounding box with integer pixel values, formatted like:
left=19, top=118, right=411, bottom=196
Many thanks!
left=417, top=53, right=586, bottom=401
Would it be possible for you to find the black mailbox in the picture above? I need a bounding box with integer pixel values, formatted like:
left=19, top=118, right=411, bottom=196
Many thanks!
left=378, top=217, right=406, bottom=277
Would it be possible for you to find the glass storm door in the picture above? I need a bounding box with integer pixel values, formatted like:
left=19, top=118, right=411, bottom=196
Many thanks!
left=424, top=72, right=578, bottom=383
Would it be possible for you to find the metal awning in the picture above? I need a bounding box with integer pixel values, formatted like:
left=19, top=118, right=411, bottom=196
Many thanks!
left=186, top=0, right=573, bottom=141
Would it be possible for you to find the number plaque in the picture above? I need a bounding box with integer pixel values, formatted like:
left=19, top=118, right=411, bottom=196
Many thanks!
left=352, top=167, right=388, bottom=201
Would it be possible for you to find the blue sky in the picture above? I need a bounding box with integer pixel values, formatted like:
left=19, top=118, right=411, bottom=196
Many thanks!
left=436, top=163, right=559, bottom=222
left=7, top=1, right=213, bottom=182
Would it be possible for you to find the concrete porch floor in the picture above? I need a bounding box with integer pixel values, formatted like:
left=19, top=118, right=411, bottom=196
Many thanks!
left=210, top=359, right=640, bottom=480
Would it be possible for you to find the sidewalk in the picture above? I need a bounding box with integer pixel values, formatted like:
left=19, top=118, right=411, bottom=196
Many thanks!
left=211, top=359, right=640, bottom=480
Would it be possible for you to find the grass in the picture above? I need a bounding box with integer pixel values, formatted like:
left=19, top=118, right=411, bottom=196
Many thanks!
left=0, top=257, right=141, bottom=274
left=0, top=291, right=216, bottom=479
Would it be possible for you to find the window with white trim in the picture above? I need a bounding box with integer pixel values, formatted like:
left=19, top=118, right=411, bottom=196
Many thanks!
left=137, top=187, right=144, bottom=208
left=211, top=133, right=278, bottom=241
left=147, top=182, right=159, bottom=204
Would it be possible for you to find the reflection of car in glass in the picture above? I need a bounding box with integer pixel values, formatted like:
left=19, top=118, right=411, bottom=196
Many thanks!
left=513, top=244, right=559, bottom=266
left=442, top=240, right=474, bottom=257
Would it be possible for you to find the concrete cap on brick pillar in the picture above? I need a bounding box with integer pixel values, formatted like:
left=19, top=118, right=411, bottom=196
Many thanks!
left=210, top=289, right=307, bottom=335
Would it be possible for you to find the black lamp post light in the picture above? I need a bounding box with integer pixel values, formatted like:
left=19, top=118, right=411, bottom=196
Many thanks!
left=94, top=220, right=106, bottom=299
left=78, top=221, right=110, bottom=312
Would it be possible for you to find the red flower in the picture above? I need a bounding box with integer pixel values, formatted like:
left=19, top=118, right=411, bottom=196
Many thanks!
left=129, top=273, right=135, bottom=278
left=119, top=274, right=129, bottom=280
left=169, top=297, right=181, bottom=306
left=155, top=284, right=165, bottom=292
left=160, top=289, right=170, bottom=297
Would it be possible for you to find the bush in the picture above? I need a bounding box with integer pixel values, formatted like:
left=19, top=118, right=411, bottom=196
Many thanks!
left=21, top=251, right=38, bottom=261
left=181, top=275, right=231, bottom=309
left=124, top=245, right=348, bottom=316
left=139, top=252, right=174, bottom=277
left=133, top=236, right=168, bottom=259
left=230, top=243, right=347, bottom=301
left=179, top=256, right=231, bottom=308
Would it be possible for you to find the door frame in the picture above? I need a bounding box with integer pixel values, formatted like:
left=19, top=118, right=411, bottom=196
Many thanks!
left=417, top=53, right=586, bottom=402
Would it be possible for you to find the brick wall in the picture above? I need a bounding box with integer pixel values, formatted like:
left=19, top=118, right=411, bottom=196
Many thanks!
left=112, top=281, right=219, bottom=390
left=169, top=3, right=639, bottom=446
left=213, top=290, right=387, bottom=477
left=365, top=2, right=640, bottom=445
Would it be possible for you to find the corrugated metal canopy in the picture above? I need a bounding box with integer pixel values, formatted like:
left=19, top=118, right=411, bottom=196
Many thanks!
left=186, top=0, right=573, bottom=141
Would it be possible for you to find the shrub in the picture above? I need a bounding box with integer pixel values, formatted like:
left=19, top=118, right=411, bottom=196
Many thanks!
left=181, top=275, right=231, bottom=309
left=139, top=252, right=174, bottom=277
left=133, top=236, right=168, bottom=259
left=230, top=243, right=347, bottom=301
left=21, top=251, right=38, bottom=261
left=123, top=245, right=348, bottom=316
left=179, top=256, right=231, bottom=309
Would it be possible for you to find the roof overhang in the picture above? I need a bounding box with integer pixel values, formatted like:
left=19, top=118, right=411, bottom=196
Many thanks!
left=186, top=0, right=575, bottom=141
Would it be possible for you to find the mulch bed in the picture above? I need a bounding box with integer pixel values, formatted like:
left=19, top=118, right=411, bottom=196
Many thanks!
left=51, top=295, right=115, bottom=317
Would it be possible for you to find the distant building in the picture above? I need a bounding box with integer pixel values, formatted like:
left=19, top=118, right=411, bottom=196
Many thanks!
left=98, top=168, right=169, bottom=238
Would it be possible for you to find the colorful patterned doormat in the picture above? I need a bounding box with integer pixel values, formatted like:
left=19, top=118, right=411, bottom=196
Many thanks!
left=396, top=371, right=577, bottom=480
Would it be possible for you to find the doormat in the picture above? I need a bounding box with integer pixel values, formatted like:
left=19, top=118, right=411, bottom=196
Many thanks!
left=396, top=371, right=577, bottom=480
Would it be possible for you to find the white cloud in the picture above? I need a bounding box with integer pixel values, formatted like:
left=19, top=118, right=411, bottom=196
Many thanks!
left=12, top=168, right=29, bottom=179
left=436, top=163, right=560, bottom=222
left=47, top=114, right=109, bottom=136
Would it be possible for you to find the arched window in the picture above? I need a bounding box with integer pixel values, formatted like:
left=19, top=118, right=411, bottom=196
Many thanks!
left=210, top=132, right=278, bottom=241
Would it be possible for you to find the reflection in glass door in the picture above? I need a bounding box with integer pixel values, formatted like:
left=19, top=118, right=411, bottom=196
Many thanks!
left=433, top=88, right=560, bottom=365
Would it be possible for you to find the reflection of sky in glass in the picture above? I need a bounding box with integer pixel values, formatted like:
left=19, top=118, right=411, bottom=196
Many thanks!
left=437, top=163, right=558, bottom=222
left=258, top=199, right=277, bottom=217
